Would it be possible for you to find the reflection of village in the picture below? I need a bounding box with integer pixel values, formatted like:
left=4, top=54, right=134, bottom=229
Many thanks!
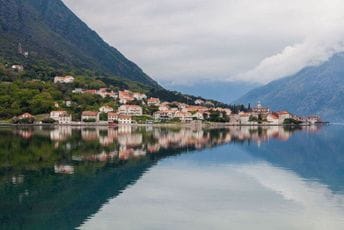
left=14, top=125, right=322, bottom=175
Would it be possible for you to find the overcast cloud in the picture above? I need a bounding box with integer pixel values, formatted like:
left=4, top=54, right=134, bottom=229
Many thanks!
left=63, top=0, right=344, bottom=84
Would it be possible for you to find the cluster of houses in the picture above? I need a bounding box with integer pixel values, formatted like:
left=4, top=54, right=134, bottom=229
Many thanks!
left=12, top=75, right=322, bottom=126
left=233, top=101, right=322, bottom=125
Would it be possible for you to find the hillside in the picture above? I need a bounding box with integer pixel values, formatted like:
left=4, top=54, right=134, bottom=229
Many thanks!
left=0, top=0, right=158, bottom=87
left=237, top=53, right=344, bottom=122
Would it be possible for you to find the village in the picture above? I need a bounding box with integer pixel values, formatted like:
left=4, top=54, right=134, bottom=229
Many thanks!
left=11, top=75, right=322, bottom=126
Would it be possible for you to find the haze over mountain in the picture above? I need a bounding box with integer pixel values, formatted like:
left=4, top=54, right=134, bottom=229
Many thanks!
left=0, top=0, right=158, bottom=87
left=237, top=53, right=344, bottom=122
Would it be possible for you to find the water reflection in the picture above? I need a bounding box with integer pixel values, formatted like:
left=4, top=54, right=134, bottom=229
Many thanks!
left=1, top=125, right=343, bottom=229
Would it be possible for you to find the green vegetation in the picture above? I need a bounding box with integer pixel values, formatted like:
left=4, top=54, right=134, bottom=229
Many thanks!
left=133, top=115, right=153, bottom=124
left=249, top=114, right=267, bottom=124
left=283, top=118, right=302, bottom=125
left=205, top=110, right=229, bottom=123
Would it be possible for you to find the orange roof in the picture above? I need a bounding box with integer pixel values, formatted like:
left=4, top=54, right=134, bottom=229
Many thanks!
left=118, top=114, right=132, bottom=119
left=276, top=111, right=290, bottom=115
left=82, top=111, right=98, bottom=116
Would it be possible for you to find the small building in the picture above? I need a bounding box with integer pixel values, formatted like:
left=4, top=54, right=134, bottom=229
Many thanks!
left=267, top=113, right=280, bottom=125
left=153, top=111, right=175, bottom=120
left=81, top=111, right=99, bottom=122
left=192, top=111, right=204, bottom=120
left=133, top=92, right=147, bottom=101
left=174, top=111, right=193, bottom=122
left=72, top=88, right=83, bottom=94
left=50, top=111, right=72, bottom=124
left=119, top=90, right=134, bottom=104
left=108, top=112, right=119, bottom=123
left=54, top=75, right=75, bottom=84
left=11, top=65, right=24, bottom=72
left=118, top=114, right=132, bottom=125
left=18, top=113, right=33, bottom=120
left=276, top=111, right=292, bottom=124
left=99, top=105, right=114, bottom=113
left=239, top=112, right=251, bottom=124
left=64, top=101, right=72, bottom=107
left=118, top=105, right=143, bottom=116
left=194, top=99, right=205, bottom=105
left=307, top=115, right=321, bottom=125
left=147, top=97, right=160, bottom=106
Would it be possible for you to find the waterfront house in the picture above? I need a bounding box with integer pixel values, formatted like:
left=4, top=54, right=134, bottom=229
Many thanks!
left=239, top=112, right=251, bottom=124
left=118, top=114, right=132, bottom=125
left=276, top=111, right=292, bottom=124
left=147, top=97, right=160, bottom=106
left=307, top=115, right=321, bottom=125
left=108, top=112, right=119, bottom=123
left=18, top=113, right=34, bottom=120
left=81, top=111, right=99, bottom=122
left=50, top=111, right=72, bottom=124
left=99, top=105, right=114, bottom=113
left=174, top=111, right=193, bottom=122
left=267, top=113, right=280, bottom=125
left=54, top=75, right=74, bottom=84
left=118, top=105, right=143, bottom=116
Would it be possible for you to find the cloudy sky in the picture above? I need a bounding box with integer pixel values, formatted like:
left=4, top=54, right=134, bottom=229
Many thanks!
left=63, top=0, right=344, bottom=85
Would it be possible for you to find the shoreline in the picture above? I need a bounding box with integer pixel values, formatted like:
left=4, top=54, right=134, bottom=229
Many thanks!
left=0, top=121, right=329, bottom=128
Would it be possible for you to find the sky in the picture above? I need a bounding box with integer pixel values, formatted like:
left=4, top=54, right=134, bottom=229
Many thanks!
left=63, top=0, right=344, bottom=85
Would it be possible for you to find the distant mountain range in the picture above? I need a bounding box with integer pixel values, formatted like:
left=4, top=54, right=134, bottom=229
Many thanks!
left=237, top=53, right=344, bottom=122
left=0, top=0, right=158, bottom=87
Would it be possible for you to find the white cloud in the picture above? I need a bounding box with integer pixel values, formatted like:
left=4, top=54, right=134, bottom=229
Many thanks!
left=63, top=0, right=344, bottom=84
left=80, top=159, right=344, bottom=230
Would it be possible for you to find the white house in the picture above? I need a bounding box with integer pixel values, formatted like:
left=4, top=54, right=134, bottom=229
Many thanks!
left=119, top=90, right=134, bottom=104
left=133, top=92, right=147, bottom=100
left=81, top=111, right=99, bottom=122
left=239, top=112, right=251, bottom=125
left=118, top=105, right=143, bottom=116
left=50, top=111, right=72, bottom=124
left=11, top=64, right=24, bottom=72
left=194, top=99, right=205, bottom=105
left=147, top=97, right=160, bottom=106
left=108, top=112, right=119, bottom=123
left=153, top=111, right=175, bottom=120
left=174, top=111, right=193, bottom=122
left=54, top=75, right=75, bottom=84
left=276, top=111, right=292, bottom=124
left=99, top=105, right=114, bottom=113
left=192, top=111, right=204, bottom=120
left=118, top=114, right=132, bottom=125
left=267, top=113, right=280, bottom=125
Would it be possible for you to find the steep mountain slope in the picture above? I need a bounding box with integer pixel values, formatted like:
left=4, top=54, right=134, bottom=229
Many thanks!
left=237, top=53, right=344, bottom=122
left=0, top=0, right=158, bottom=87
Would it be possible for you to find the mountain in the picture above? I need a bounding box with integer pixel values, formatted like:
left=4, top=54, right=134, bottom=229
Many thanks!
left=237, top=53, right=344, bottom=122
left=0, top=0, right=158, bottom=87
left=164, top=81, right=258, bottom=104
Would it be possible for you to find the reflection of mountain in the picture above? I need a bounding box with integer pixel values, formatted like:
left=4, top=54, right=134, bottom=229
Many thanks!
left=0, top=127, right=233, bottom=229
left=244, top=125, right=344, bottom=193
left=0, top=126, right=322, bottom=229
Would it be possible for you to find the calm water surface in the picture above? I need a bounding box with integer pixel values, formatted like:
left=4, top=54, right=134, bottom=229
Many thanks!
left=0, top=125, right=344, bottom=229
